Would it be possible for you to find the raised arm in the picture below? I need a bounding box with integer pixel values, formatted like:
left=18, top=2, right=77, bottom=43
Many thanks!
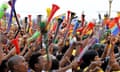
left=59, top=42, right=75, bottom=67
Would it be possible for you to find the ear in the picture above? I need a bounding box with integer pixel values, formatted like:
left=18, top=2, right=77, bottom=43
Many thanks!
left=13, top=64, right=18, bottom=70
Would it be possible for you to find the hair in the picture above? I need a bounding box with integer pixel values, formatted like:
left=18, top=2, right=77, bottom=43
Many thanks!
left=82, top=50, right=98, bottom=62
left=51, top=59, right=59, bottom=70
left=0, top=60, right=8, bottom=72
left=29, top=53, right=41, bottom=70
left=80, top=50, right=98, bottom=69
left=91, top=44, right=105, bottom=57
left=7, top=55, right=21, bottom=71
left=56, top=55, right=63, bottom=61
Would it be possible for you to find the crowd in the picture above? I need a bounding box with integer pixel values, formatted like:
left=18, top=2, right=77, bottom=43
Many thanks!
left=1, top=1, right=120, bottom=72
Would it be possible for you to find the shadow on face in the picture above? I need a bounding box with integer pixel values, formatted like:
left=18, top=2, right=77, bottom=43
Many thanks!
left=8, top=56, right=28, bottom=72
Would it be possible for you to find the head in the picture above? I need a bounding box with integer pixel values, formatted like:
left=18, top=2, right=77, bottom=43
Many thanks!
left=29, top=53, right=42, bottom=71
left=0, top=60, right=9, bottom=72
left=40, top=54, right=52, bottom=71
left=8, top=55, right=28, bottom=72
left=82, top=50, right=100, bottom=64
left=40, top=48, right=46, bottom=55
left=92, top=43, right=105, bottom=57
left=80, top=50, right=100, bottom=69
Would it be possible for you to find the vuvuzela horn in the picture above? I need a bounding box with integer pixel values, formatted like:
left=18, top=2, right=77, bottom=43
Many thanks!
left=46, top=8, right=51, bottom=17
left=46, top=4, right=60, bottom=28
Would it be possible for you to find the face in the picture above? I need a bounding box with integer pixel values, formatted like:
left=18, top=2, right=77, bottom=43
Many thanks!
left=39, top=56, right=47, bottom=70
left=39, top=56, right=52, bottom=71
left=40, top=48, right=46, bottom=55
left=94, top=55, right=100, bottom=61
left=15, top=56, right=28, bottom=72
left=37, top=56, right=43, bottom=71
left=8, top=32, right=14, bottom=40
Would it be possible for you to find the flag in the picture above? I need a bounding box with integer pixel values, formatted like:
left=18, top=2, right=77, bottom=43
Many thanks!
left=87, top=22, right=95, bottom=29
left=82, top=22, right=95, bottom=35
left=108, top=19, right=116, bottom=29
left=108, top=17, right=120, bottom=36
left=111, top=25, right=119, bottom=36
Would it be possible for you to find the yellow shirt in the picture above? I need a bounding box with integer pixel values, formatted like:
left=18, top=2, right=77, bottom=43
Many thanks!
left=83, top=67, right=104, bottom=72
left=83, top=67, right=120, bottom=72
left=112, top=71, right=120, bottom=72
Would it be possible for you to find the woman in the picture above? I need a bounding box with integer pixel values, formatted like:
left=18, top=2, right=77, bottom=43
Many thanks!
left=80, top=50, right=104, bottom=72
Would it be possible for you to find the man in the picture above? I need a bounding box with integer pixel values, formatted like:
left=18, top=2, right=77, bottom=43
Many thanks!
left=8, top=55, right=28, bottom=72
left=40, top=54, right=78, bottom=72
left=29, top=53, right=42, bottom=72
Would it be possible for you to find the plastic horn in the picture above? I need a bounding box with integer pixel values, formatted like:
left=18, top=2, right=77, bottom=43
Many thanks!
left=8, top=0, right=21, bottom=38
left=66, top=10, right=71, bottom=23
left=46, top=8, right=51, bottom=17
left=77, top=38, right=96, bottom=62
left=28, top=15, right=32, bottom=22
left=37, top=15, right=42, bottom=25
left=9, top=1, right=21, bottom=29
left=63, top=11, right=76, bottom=39
left=81, top=12, right=85, bottom=27
left=24, top=17, right=28, bottom=32
left=63, top=10, right=71, bottom=39
left=6, top=0, right=16, bottom=33
left=70, top=12, right=76, bottom=21
left=52, top=18, right=63, bottom=43
left=98, top=13, right=102, bottom=24
left=27, top=31, right=40, bottom=41
left=69, top=12, right=76, bottom=27
left=0, top=8, right=4, bottom=19
left=27, top=15, right=32, bottom=33
left=73, top=20, right=80, bottom=35
left=117, top=11, right=120, bottom=18
left=70, top=12, right=77, bottom=23
left=0, top=3, right=8, bottom=19
left=11, top=38, right=20, bottom=54
left=37, top=15, right=42, bottom=48
left=37, top=15, right=45, bottom=33
left=45, top=4, right=60, bottom=62
left=46, top=4, right=60, bottom=26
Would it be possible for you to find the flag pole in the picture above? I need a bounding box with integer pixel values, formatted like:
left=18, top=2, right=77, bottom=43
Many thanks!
left=108, top=0, right=113, bottom=18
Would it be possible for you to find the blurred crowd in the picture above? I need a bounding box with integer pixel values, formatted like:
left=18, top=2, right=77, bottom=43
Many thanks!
left=1, top=1, right=120, bottom=72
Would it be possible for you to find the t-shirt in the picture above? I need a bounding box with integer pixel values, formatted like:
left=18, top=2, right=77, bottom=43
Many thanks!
left=83, top=67, right=104, bottom=72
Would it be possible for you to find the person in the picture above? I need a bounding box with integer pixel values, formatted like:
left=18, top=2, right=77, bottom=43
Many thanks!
left=81, top=50, right=104, bottom=72
left=40, top=54, right=78, bottom=72
left=29, top=53, right=42, bottom=72
left=8, top=55, right=28, bottom=72
left=0, top=60, right=9, bottom=72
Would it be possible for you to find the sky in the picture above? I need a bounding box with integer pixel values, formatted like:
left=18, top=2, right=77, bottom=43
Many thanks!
left=0, top=0, right=120, bottom=21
